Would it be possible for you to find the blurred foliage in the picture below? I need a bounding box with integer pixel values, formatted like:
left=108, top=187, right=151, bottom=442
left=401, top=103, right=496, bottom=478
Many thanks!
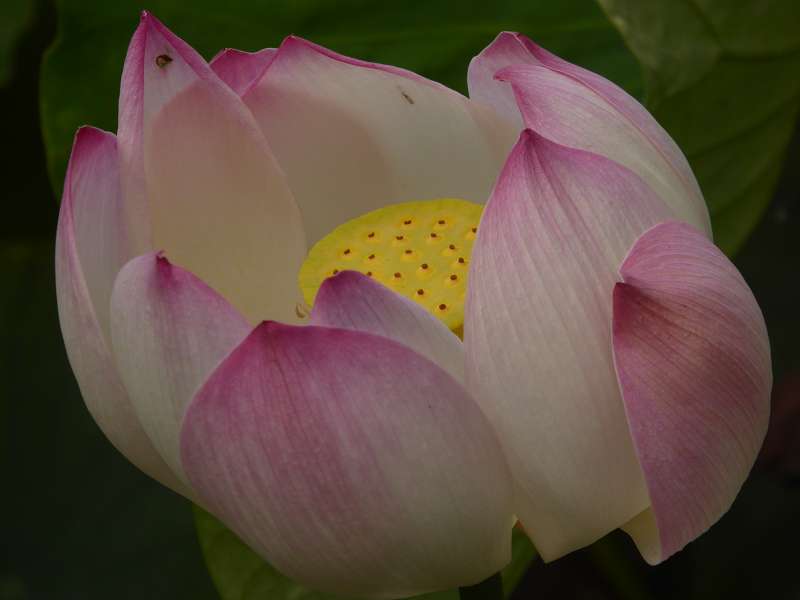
left=0, top=0, right=55, bottom=240
left=196, top=508, right=536, bottom=600
left=0, top=0, right=35, bottom=85
left=599, top=0, right=800, bottom=254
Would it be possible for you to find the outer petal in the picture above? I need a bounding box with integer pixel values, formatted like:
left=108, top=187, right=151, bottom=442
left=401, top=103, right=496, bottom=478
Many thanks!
left=468, top=32, right=710, bottom=235
left=210, top=47, right=276, bottom=95
left=242, top=36, right=518, bottom=245
left=110, top=253, right=250, bottom=486
left=464, top=130, right=671, bottom=560
left=181, top=322, right=514, bottom=598
left=118, top=13, right=306, bottom=324
left=55, top=127, right=186, bottom=495
left=467, top=32, right=532, bottom=131
left=309, top=270, right=464, bottom=383
left=613, top=221, right=771, bottom=563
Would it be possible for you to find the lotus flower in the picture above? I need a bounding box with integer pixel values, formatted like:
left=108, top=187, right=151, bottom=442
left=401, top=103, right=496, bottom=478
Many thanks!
left=55, top=12, right=771, bottom=598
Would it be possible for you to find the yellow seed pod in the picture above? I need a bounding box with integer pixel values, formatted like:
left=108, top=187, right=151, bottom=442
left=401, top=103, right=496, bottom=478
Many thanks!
left=298, top=198, right=483, bottom=332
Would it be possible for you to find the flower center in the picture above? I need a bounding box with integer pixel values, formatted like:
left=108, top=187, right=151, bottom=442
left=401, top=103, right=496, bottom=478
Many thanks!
left=298, top=198, right=482, bottom=334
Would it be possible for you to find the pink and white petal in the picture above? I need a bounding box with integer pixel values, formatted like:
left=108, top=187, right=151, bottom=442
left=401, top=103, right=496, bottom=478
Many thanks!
left=499, top=64, right=710, bottom=234
left=465, top=130, right=672, bottom=560
left=181, top=322, right=514, bottom=598
left=210, top=47, right=276, bottom=96
left=467, top=32, right=532, bottom=130
left=110, top=253, right=250, bottom=485
left=242, top=36, right=518, bottom=245
left=56, top=127, right=187, bottom=496
left=116, top=14, right=151, bottom=256
left=613, top=221, right=771, bottom=563
left=468, top=33, right=709, bottom=235
left=59, top=128, right=132, bottom=340
left=119, top=13, right=306, bottom=324
left=310, top=270, right=464, bottom=383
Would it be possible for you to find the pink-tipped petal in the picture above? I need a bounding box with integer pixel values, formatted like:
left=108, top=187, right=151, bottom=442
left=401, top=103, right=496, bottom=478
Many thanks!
left=467, top=32, right=532, bottom=130
left=109, top=253, right=250, bottom=485
left=465, top=130, right=672, bottom=560
left=613, top=221, right=771, bottom=563
left=116, top=15, right=152, bottom=256
left=310, top=271, right=464, bottom=383
left=56, top=127, right=187, bottom=495
left=242, top=36, right=517, bottom=245
left=468, top=33, right=710, bottom=235
left=58, top=128, right=129, bottom=340
left=118, top=13, right=306, bottom=324
left=181, top=322, right=514, bottom=598
left=210, top=47, right=277, bottom=96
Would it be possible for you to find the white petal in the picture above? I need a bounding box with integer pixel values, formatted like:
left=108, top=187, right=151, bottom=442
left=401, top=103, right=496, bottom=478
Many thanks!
left=119, top=14, right=306, bottom=324
left=243, top=36, right=518, bottom=245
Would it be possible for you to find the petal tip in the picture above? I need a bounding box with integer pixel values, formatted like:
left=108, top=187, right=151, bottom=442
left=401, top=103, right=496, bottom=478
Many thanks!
left=324, top=268, right=369, bottom=286
left=253, top=319, right=285, bottom=337
left=139, top=10, right=162, bottom=30
left=313, top=270, right=377, bottom=314
left=515, top=127, right=561, bottom=154
left=72, top=125, right=115, bottom=153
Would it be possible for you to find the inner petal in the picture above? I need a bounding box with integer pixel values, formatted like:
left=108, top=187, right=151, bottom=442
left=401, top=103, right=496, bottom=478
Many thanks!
left=299, top=198, right=482, bottom=334
left=145, top=80, right=306, bottom=325
left=243, top=37, right=518, bottom=246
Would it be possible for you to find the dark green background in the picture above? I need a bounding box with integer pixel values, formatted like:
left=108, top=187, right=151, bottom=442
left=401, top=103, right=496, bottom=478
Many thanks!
left=2, top=1, right=799, bottom=598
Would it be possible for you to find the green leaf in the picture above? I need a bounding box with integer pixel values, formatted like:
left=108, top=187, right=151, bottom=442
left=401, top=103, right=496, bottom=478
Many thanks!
left=0, top=0, right=35, bottom=86
left=195, top=506, right=536, bottom=600
left=458, top=573, right=503, bottom=600
left=41, top=0, right=641, bottom=194
left=597, top=0, right=800, bottom=255
left=501, top=527, right=538, bottom=595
